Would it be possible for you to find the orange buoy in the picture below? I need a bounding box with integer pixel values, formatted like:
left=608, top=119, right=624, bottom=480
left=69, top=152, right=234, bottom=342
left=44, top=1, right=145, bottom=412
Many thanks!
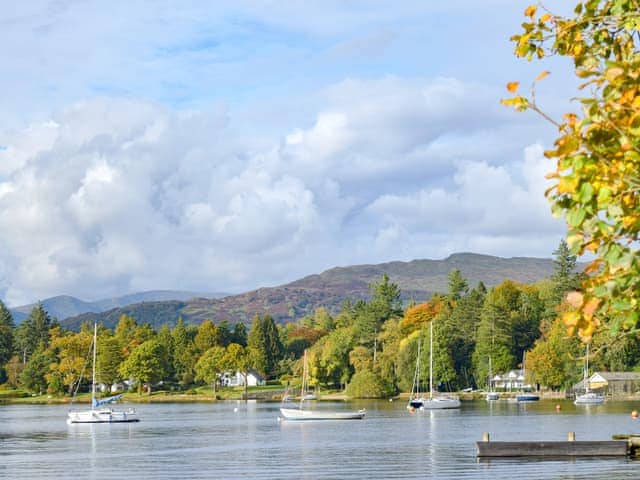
left=556, top=404, right=561, bottom=412
left=632, top=410, right=638, bottom=419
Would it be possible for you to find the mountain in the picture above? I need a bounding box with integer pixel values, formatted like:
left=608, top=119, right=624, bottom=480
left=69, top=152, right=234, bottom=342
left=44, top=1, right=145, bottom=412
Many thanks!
left=60, top=253, right=567, bottom=331
left=11, top=290, right=229, bottom=324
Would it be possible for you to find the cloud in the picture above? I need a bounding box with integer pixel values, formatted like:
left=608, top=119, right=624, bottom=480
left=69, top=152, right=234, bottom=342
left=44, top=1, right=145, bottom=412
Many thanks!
left=0, top=73, right=564, bottom=306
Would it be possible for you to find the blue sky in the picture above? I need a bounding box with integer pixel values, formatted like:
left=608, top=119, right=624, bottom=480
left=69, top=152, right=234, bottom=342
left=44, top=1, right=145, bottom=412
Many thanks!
left=0, top=1, right=575, bottom=306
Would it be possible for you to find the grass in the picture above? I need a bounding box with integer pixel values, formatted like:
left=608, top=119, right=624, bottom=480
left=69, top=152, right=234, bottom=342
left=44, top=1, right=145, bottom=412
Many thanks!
left=0, top=384, right=291, bottom=404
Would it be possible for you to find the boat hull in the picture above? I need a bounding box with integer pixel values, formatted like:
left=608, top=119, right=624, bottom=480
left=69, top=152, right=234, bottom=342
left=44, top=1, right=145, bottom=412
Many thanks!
left=516, top=394, right=540, bottom=402
left=279, top=407, right=365, bottom=421
left=67, top=408, right=139, bottom=424
left=486, top=392, right=500, bottom=401
left=574, top=393, right=605, bottom=405
left=409, top=396, right=461, bottom=410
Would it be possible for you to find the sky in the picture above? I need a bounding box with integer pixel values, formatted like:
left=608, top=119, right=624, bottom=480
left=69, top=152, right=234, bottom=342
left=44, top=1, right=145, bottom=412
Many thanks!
left=0, top=1, right=577, bottom=306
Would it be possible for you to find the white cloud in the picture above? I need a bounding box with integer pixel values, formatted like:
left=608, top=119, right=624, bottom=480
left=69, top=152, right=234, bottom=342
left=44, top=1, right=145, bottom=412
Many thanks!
left=0, top=76, right=563, bottom=306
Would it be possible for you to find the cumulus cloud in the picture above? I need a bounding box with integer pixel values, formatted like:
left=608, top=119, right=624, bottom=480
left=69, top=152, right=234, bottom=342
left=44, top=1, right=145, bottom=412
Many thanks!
left=0, top=75, right=563, bottom=306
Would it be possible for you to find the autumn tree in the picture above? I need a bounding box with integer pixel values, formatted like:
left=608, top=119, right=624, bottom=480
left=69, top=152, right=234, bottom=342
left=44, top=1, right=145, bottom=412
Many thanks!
left=504, top=2, right=640, bottom=339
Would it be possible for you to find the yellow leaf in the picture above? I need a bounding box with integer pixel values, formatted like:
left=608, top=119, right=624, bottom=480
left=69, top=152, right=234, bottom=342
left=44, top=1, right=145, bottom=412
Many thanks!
left=605, top=67, right=624, bottom=82
left=524, top=5, right=537, bottom=18
left=506, top=81, right=520, bottom=93
left=535, top=71, right=550, bottom=82
left=540, top=13, right=551, bottom=22
left=563, top=311, right=580, bottom=327
left=583, top=298, right=600, bottom=317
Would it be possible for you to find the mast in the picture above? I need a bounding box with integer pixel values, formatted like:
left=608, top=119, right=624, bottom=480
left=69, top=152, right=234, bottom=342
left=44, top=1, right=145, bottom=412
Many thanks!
left=299, top=350, right=308, bottom=410
left=585, top=343, right=590, bottom=393
left=429, top=320, right=433, bottom=401
left=91, top=323, right=97, bottom=410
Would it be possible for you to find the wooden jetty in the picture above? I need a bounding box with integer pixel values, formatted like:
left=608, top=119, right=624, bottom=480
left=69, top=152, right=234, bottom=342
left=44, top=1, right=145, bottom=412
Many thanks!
left=476, top=432, right=630, bottom=458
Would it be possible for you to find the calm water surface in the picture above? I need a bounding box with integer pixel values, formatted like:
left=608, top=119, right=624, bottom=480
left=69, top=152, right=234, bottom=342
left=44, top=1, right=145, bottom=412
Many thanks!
left=2, top=399, right=640, bottom=479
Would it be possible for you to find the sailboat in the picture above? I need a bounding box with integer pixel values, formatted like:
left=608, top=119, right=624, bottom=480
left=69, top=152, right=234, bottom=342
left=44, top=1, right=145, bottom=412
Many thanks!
left=407, top=321, right=460, bottom=410
left=67, top=323, right=139, bottom=424
left=485, top=357, right=500, bottom=401
left=516, top=351, right=539, bottom=402
left=279, top=351, right=365, bottom=421
left=574, top=343, right=604, bottom=405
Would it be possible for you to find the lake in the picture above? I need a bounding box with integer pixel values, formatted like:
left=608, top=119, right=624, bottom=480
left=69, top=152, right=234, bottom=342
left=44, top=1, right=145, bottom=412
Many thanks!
left=2, top=399, right=640, bottom=479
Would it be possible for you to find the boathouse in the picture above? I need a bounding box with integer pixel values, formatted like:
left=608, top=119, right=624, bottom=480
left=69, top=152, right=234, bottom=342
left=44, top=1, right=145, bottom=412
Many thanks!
left=573, top=372, right=640, bottom=398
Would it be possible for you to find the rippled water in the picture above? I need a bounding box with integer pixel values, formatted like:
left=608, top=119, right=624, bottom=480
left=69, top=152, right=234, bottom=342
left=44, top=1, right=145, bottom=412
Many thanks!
left=1, top=399, right=640, bottom=479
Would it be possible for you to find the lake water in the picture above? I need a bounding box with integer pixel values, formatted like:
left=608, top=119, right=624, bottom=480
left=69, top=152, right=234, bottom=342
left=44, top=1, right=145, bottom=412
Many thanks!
left=2, top=399, right=640, bottom=479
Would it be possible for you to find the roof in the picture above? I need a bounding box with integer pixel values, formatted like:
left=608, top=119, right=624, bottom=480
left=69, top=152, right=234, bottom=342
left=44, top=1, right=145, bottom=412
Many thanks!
left=592, top=371, right=640, bottom=382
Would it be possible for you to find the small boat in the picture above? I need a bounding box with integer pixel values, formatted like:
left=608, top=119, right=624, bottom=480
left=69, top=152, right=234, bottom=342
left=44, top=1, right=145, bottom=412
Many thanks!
left=516, top=352, right=539, bottom=403
left=279, top=351, right=365, bottom=421
left=515, top=393, right=540, bottom=402
left=279, top=408, right=366, bottom=421
left=407, top=321, right=460, bottom=410
left=574, top=343, right=604, bottom=405
left=67, top=323, right=139, bottom=424
left=486, top=357, right=500, bottom=401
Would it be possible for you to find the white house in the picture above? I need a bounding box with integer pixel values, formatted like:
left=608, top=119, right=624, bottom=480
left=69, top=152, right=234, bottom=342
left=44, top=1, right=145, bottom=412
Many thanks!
left=492, top=369, right=533, bottom=391
left=220, top=370, right=266, bottom=387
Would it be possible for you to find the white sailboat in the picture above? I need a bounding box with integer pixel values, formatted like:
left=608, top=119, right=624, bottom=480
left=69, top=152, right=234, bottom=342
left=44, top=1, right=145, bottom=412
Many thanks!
left=485, top=357, right=500, bottom=401
left=574, top=343, right=604, bottom=405
left=408, top=321, right=460, bottom=410
left=279, top=351, right=365, bottom=421
left=67, top=323, right=139, bottom=424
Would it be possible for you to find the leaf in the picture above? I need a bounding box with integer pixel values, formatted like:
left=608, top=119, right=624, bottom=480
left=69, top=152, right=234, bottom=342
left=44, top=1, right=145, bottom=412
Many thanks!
left=506, top=81, right=520, bottom=93
left=535, top=71, right=550, bottom=82
left=567, top=207, right=586, bottom=227
left=524, top=5, right=537, bottom=18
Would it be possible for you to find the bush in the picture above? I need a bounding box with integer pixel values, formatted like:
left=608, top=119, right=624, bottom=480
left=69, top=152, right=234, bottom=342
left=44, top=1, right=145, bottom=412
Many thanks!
left=346, top=370, right=392, bottom=399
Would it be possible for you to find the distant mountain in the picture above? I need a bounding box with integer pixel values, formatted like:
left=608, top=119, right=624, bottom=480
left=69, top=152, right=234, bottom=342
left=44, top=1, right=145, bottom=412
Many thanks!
left=11, top=290, right=229, bottom=324
left=61, top=253, right=569, bottom=331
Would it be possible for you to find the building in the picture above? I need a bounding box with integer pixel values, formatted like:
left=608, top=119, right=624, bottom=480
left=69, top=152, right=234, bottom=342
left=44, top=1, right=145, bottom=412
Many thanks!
left=573, top=371, right=640, bottom=397
left=220, top=370, right=266, bottom=387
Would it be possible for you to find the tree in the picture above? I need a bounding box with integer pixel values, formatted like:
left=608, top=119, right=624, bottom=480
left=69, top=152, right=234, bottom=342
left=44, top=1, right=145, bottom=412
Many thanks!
left=15, top=303, right=51, bottom=362
left=247, top=315, right=268, bottom=375
left=119, top=340, right=170, bottom=394
left=195, top=346, right=226, bottom=394
left=473, top=282, right=522, bottom=386
left=19, top=346, right=52, bottom=394
left=504, top=3, right=640, bottom=339
left=194, top=320, right=221, bottom=355
left=448, top=269, right=469, bottom=300
left=551, top=239, right=582, bottom=301
left=0, top=300, right=14, bottom=371
left=223, top=343, right=251, bottom=398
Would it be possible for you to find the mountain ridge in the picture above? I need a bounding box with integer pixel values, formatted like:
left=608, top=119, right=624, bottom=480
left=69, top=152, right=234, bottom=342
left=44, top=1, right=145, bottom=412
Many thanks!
left=57, top=253, right=571, bottom=331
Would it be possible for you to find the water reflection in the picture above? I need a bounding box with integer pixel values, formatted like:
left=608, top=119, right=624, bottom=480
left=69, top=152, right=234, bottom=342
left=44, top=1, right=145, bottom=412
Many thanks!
left=1, top=400, right=640, bottom=479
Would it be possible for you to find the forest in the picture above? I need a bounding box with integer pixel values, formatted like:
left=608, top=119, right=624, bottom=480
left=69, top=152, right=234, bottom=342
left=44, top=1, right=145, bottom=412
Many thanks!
left=1, top=241, right=639, bottom=399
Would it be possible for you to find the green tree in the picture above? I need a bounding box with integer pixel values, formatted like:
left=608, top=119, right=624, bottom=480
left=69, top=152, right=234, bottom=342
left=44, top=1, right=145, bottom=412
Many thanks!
left=448, top=269, right=469, bottom=300
left=223, top=343, right=251, bottom=398
left=505, top=2, right=640, bottom=339
left=473, top=282, right=522, bottom=387
left=119, top=340, right=170, bottom=394
left=247, top=315, right=267, bottom=375
left=171, top=318, right=197, bottom=386
left=0, top=300, right=15, bottom=373
left=195, top=346, right=226, bottom=393
left=15, top=303, right=51, bottom=362
left=19, top=346, right=52, bottom=394
left=194, top=320, right=221, bottom=355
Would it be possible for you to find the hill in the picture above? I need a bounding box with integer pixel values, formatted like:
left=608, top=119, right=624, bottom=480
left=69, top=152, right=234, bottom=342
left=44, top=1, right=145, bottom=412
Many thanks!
left=61, top=253, right=566, bottom=331
left=11, top=290, right=228, bottom=324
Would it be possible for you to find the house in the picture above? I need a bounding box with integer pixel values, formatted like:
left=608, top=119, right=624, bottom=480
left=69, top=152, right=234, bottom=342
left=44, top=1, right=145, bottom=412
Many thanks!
left=220, top=370, right=266, bottom=387
left=491, top=369, right=535, bottom=391
left=573, top=371, right=640, bottom=397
